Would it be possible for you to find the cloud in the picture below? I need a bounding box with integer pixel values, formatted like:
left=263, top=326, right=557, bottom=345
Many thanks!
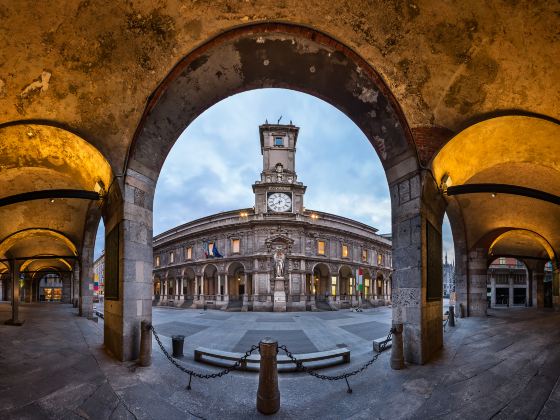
left=94, top=88, right=454, bottom=265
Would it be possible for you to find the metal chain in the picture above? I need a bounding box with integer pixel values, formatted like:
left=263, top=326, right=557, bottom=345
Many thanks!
left=278, top=328, right=394, bottom=393
left=151, top=325, right=259, bottom=390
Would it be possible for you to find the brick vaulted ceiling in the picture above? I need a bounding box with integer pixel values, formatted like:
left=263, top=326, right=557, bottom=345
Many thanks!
left=0, top=1, right=558, bottom=265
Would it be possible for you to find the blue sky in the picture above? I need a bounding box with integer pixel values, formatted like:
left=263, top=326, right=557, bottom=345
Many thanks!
left=94, top=89, right=454, bottom=262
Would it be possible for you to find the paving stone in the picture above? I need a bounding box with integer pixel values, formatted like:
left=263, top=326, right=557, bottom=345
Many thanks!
left=340, top=320, right=391, bottom=341
left=232, top=329, right=318, bottom=353
left=154, top=321, right=209, bottom=338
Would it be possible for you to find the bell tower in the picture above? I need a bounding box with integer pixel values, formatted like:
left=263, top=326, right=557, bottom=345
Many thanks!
left=252, top=122, right=307, bottom=215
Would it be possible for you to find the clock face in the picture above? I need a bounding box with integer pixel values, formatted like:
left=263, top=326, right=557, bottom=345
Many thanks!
left=267, top=192, right=292, bottom=212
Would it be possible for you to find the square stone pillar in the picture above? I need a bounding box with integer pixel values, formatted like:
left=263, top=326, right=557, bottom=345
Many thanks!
left=224, top=274, right=229, bottom=301
left=490, top=277, right=496, bottom=308
left=508, top=277, right=514, bottom=307
left=467, top=248, right=489, bottom=316
left=103, top=169, right=153, bottom=362
left=5, top=260, right=23, bottom=325
left=179, top=277, right=184, bottom=302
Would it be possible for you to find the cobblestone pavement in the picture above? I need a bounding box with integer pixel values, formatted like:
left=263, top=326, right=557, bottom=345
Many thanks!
left=1, top=302, right=559, bottom=419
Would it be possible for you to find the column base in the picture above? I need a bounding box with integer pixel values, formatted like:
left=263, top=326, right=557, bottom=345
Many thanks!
left=4, top=318, right=24, bottom=326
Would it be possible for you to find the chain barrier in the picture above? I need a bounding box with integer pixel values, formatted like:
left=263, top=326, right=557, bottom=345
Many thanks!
left=279, top=328, right=394, bottom=394
left=151, top=325, right=259, bottom=390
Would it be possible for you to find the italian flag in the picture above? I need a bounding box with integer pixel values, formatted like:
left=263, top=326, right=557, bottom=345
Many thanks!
left=357, top=267, right=363, bottom=292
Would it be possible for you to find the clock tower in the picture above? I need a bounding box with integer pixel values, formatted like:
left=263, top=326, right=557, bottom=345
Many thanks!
left=252, top=122, right=307, bottom=215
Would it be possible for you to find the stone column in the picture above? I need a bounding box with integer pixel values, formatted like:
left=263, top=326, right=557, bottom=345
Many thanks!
left=467, top=248, right=489, bottom=316
left=179, top=277, right=184, bottom=302
left=244, top=273, right=248, bottom=297
left=5, top=260, right=23, bottom=325
left=79, top=259, right=93, bottom=319
left=224, top=273, right=229, bottom=302
left=62, top=272, right=72, bottom=303
left=553, top=268, right=560, bottom=310
left=335, top=274, right=340, bottom=300
left=508, top=276, right=514, bottom=307
left=218, top=274, right=222, bottom=299
left=102, top=169, right=153, bottom=362
left=390, top=169, right=446, bottom=365
left=490, top=277, right=496, bottom=308
left=194, top=276, right=199, bottom=299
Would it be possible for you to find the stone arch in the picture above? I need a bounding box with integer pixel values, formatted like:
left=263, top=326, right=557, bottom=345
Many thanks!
left=227, top=261, right=246, bottom=299
left=126, top=22, right=417, bottom=180
left=202, top=263, right=219, bottom=297
left=115, top=22, right=431, bottom=363
left=0, top=228, right=78, bottom=258
left=338, top=265, right=354, bottom=298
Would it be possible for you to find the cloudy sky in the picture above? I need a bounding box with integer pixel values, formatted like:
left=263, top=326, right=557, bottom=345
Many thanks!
left=94, top=88, right=454, bottom=262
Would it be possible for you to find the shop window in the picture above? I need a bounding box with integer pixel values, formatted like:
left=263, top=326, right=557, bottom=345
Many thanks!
left=317, top=240, right=325, bottom=255
left=342, top=244, right=348, bottom=258
left=232, top=238, right=240, bottom=253
left=349, top=277, right=355, bottom=294
left=185, top=247, right=192, bottom=260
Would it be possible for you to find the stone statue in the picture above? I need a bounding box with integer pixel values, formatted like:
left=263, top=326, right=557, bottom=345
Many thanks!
left=273, top=249, right=285, bottom=278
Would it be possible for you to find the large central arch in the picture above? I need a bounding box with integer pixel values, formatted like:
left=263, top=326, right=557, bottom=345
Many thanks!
left=111, top=22, right=432, bottom=363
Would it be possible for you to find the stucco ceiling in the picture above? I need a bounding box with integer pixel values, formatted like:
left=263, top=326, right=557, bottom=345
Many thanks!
left=433, top=116, right=560, bottom=261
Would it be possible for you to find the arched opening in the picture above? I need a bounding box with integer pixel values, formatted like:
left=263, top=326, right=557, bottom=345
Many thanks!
left=119, top=22, right=432, bottom=362
left=227, top=262, right=247, bottom=302
left=312, top=263, right=331, bottom=301
left=432, top=116, right=560, bottom=317
left=487, top=257, right=529, bottom=308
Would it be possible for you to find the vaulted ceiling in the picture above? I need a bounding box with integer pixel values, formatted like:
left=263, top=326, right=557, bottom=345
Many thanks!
left=0, top=1, right=558, bottom=270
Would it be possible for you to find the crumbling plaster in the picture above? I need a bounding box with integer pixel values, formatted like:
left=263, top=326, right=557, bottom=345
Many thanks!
left=0, top=0, right=557, bottom=174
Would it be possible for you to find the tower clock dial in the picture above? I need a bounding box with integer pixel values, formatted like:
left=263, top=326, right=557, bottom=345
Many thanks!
left=267, top=192, right=292, bottom=212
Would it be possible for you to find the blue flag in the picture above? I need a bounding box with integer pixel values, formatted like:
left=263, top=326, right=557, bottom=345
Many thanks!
left=212, top=242, right=223, bottom=258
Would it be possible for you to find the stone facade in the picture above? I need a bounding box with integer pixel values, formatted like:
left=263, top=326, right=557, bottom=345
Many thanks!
left=487, top=258, right=529, bottom=308
left=152, top=123, right=392, bottom=312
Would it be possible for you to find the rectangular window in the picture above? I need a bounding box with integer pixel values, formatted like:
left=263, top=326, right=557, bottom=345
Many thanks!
left=377, top=253, right=382, bottom=266
left=499, top=257, right=506, bottom=265
left=342, top=244, right=348, bottom=258
left=155, top=256, right=160, bottom=267
left=274, top=136, right=284, bottom=147
left=317, top=240, right=325, bottom=255
left=349, top=278, right=354, bottom=295
left=362, top=249, right=368, bottom=262
left=331, top=276, right=337, bottom=297
left=185, top=247, right=192, bottom=260
left=170, top=252, right=174, bottom=263
left=232, top=239, right=240, bottom=254
left=208, top=242, right=214, bottom=256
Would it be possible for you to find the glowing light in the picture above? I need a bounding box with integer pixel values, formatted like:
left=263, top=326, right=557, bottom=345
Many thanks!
left=491, top=192, right=496, bottom=198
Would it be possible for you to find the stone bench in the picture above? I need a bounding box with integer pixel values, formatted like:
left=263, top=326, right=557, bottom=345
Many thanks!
left=373, top=336, right=392, bottom=352
left=194, top=346, right=350, bottom=372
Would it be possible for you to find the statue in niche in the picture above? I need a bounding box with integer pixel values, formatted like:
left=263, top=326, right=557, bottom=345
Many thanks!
left=273, top=248, right=285, bottom=278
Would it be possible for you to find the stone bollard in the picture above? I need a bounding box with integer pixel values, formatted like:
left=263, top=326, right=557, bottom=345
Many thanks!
left=390, top=323, right=405, bottom=370
left=139, top=320, right=152, bottom=367
left=256, top=337, right=280, bottom=415
left=448, top=305, right=455, bottom=327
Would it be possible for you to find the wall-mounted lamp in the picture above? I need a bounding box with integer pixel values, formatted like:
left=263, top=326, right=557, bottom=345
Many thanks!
left=441, top=173, right=452, bottom=194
